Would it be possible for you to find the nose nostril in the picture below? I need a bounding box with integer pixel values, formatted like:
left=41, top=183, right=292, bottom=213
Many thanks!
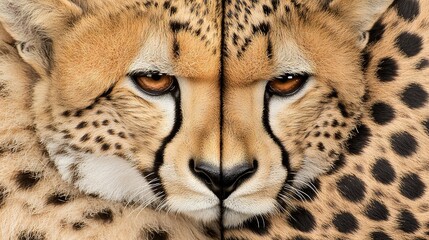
left=222, top=160, right=258, bottom=200
left=189, top=159, right=222, bottom=198
left=189, top=159, right=258, bottom=200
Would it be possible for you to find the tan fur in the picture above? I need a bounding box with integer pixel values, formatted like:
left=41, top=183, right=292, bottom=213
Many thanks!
left=0, top=0, right=221, bottom=239
left=0, top=40, right=217, bottom=239
left=1, top=0, right=429, bottom=239
left=224, top=0, right=429, bottom=239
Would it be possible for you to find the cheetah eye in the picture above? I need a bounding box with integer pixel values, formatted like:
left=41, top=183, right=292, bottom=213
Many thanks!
left=267, top=73, right=309, bottom=96
left=130, top=71, right=176, bottom=96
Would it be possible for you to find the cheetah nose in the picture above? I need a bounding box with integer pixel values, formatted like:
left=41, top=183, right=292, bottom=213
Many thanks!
left=189, top=160, right=257, bottom=200
left=222, top=160, right=257, bottom=200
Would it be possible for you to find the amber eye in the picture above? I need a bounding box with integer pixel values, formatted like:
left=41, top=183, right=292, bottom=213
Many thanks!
left=267, top=73, right=309, bottom=96
left=131, top=71, right=176, bottom=96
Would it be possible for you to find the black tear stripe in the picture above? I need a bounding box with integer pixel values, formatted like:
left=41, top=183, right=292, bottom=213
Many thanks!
left=262, top=92, right=295, bottom=209
left=143, top=87, right=182, bottom=202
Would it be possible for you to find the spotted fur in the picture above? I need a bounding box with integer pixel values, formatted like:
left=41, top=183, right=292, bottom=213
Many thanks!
left=0, top=0, right=221, bottom=239
left=224, top=0, right=429, bottom=239
left=0, top=0, right=428, bottom=239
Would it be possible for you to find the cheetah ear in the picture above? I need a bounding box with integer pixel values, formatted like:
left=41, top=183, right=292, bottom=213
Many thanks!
left=328, top=0, right=394, bottom=48
left=0, top=0, right=83, bottom=75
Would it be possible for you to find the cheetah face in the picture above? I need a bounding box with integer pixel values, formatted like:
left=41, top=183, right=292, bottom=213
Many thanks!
left=0, top=0, right=222, bottom=222
left=221, top=0, right=393, bottom=226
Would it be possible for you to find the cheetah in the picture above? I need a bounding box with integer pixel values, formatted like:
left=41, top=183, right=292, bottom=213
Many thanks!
left=0, top=0, right=428, bottom=239
left=222, top=0, right=429, bottom=239
left=0, top=0, right=221, bottom=239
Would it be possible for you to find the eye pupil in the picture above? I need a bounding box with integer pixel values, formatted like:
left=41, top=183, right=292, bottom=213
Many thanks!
left=151, top=74, right=162, bottom=81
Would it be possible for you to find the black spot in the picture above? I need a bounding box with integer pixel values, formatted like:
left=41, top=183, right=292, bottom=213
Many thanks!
left=163, top=1, right=171, bottom=9
left=204, top=227, right=218, bottom=238
left=102, top=120, right=110, bottom=126
left=47, top=192, right=71, bottom=205
left=365, top=200, right=389, bottom=221
left=0, top=186, right=7, bottom=207
left=393, top=0, right=420, bottom=22
left=107, top=129, right=115, bottom=135
left=92, top=121, right=100, bottom=128
left=401, top=83, right=428, bottom=109
left=118, top=132, right=127, bottom=138
left=72, top=222, right=85, bottom=230
left=399, top=173, right=426, bottom=200
left=326, top=154, right=346, bottom=175
left=101, top=143, right=110, bottom=151
left=262, top=5, right=272, bottom=15
left=169, top=6, right=177, bottom=15
left=62, top=110, right=71, bottom=117
left=242, top=216, right=270, bottom=235
left=267, top=39, right=273, bottom=59
left=334, top=131, right=342, bottom=140
left=252, top=22, right=270, bottom=35
left=80, top=133, right=90, bottom=142
left=271, top=0, right=279, bottom=10
left=287, top=207, right=316, bottom=232
left=147, top=230, right=169, bottom=240
left=336, top=174, right=366, bottom=202
left=76, top=121, right=88, bottom=129
left=15, top=171, right=42, bottom=189
left=370, top=231, right=393, bottom=240
left=362, top=88, right=371, bottom=102
left=63, top=133, right=73, bottom=139
left=368, top=19, right=386, bottom=45
left=332, top=212, right=359, bottom=233
left=18, top=231, right=45, bottom=240
left=376, top=57, right=398, bottom=82
left=86, top=208, right=113, bottom=223
left=115, top=143, right=122, bottom=150
left=390, top=131, right=418, bottom=157
left=95, top=136, right=104, bottom=143
left=346, top=124, right=372, bottom=155
left=169, top=21, right=189, bottom=33
left=317, top=142, right=325, bottom=151
left=395, top=32, right=423, bottom=57
left=327, top=89, right=338, bottom=98
left=74, top=110, right=83, bottom=117
left=297, top=179, right=320, bottom=201
left=331, top=119, right=339, bottom=127
left=371, top=102, right=395, bottom=125
left=371, top=158, right=396, bottom=184
left=361, top=51, right=371, bottom=72
left=397, top=209, right=420, bottom=233
left=423, top=119, right=429, bottom=136
left=416, top=59, right=429, bottom=70
left=173, top=39, right=180, bottom=58
left=337, top=103, right=349, bottom=117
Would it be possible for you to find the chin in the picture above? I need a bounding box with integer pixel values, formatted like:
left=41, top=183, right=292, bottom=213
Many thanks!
left=183, top=207, right=221, bottom=223
left=223, top=196, right=277, bottom=227
left=167, top=195, right=221, bottom=223
left=223, top=209, right=255, bottom=227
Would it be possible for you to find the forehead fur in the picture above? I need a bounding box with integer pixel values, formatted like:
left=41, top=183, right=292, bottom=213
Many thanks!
left=50, top=0, right=221, bottom=108
left=224, top=0, right=365, bottom=99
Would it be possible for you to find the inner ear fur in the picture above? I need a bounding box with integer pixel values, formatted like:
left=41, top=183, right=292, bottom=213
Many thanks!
left=0, top=0, right=83, bottom=75
left=327, top=0, right=394, bottom=48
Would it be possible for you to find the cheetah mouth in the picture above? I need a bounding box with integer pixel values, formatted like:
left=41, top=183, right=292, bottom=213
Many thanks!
left=223, top=208, right=259, bottom=227
left=180, top=205, right=221, bottom=223
left=222, top=203, right=275, bottom=227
